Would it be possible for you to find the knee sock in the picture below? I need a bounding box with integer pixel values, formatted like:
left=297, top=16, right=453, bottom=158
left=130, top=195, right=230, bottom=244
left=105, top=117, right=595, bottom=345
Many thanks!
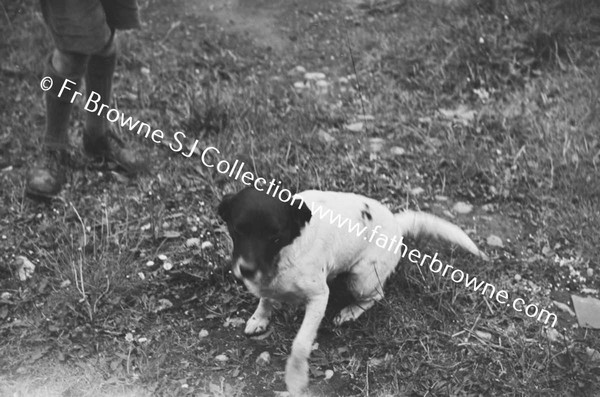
left=84, top=51, right=117, bottom=139
left=43, top=53, right=85, bottom=151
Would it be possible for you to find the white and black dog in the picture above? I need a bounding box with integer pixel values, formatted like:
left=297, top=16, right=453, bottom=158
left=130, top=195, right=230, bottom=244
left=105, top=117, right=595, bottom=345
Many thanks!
left=218, top=187, right=488, bottom=395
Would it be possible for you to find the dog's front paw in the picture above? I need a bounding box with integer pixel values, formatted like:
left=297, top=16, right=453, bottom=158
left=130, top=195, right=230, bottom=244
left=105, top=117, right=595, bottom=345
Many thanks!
left=244, top=315, right=270, bottom=336
left=285, top=354, right=309, bottom=396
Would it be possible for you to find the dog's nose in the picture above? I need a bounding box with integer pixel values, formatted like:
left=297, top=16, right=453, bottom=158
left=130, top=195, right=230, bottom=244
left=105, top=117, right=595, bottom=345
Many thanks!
left=239, top=264, right=256, bottom=279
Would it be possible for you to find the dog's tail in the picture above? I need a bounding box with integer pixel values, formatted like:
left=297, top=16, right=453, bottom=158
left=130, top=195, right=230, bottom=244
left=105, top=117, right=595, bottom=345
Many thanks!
left=394, top=210, right=489, bottom=261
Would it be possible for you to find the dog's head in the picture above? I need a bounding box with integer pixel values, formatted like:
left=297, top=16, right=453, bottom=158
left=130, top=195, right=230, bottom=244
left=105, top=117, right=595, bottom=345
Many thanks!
left=218, top=187, right=312, bottom=282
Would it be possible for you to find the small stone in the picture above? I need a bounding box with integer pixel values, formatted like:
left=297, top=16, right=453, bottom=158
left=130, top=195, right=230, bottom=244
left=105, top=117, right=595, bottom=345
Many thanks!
left=201, top=241, right=213, bottom=250
left=199, top=329, right=209, bottom=338
left=410, top=187, right=425, bottom=196
left=162, top=262, right=173, bottom=271
left=435, top=195, right=448, bottom=202
left=514, top=274, right=522, bottom=281
left=256, top=351, right=271, bottom=366
left=215, top=354, right=229, bottom=362
left=141, top=67, right=150, bottom=75
left=345, top=122, right=363, bottom=132
left=487, top=235, right=504, bottom=247
left=145, top=260, right=155, bottom=267
left=356, top=114, right=375, bottom=121
left=324, top=369, right=334, bottom=380
left=138, top=272, right=146, bottom=280
left=304, top=72, right=326, bottom=80
left=60, top=279, right=71, bottom=288
left=317, top=129, right=336, bottom=143
left=293, top=81, right=308, bottom=90
left=156, top=298, right=173, bottom=312
left=543, top=327, right=565, bottom=343
left=186, top=238, right=201, bottom=247
left=223, top=317, right=245, bottom=328
left=587, top=268, right=594, bottom=277
left=390, top=146, right=405, bottom=156
left=15, top=256, right=35, bottom=281
left=368, top=138, right=386, bottom=153
left=481, top=203, right=495, bottom=212
left=581, top=287, right=599, bottom=294
left=288, top=65, right=306, bottom=75
left=475, top=330, right=492, bottom=340
left=158, top=254, right=168, bottom=261
left=586, top=347, right=600, bottom=361
left=443, top=210, right=455, bottom=219
left=138, top=337, right=148, bottom=343
left=452, top=202, right=473, bottom=214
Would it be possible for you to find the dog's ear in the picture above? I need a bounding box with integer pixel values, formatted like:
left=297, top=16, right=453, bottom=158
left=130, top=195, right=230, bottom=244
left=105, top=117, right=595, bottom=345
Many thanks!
left=217, top=193, right=235, bottom=222
left=290, top=200, right=312, bottom=228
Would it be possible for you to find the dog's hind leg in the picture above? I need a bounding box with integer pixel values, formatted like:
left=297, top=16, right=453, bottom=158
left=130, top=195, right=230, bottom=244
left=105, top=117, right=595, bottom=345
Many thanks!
left=244, top=298, right=274, bottom=336
left=285, top=292, right=328, bottom=395
left=333, top=259, right=394, bottom=326
left=333, top=299, right=376, bottom=326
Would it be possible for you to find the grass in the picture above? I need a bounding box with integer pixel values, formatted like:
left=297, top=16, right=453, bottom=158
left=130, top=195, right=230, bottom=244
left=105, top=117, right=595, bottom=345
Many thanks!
left=1, top=0, right=600, bottom=395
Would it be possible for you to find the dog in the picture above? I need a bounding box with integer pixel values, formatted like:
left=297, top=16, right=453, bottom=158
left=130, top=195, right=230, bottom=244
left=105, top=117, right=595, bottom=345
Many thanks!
left=217, top=187, right=488, bottom=395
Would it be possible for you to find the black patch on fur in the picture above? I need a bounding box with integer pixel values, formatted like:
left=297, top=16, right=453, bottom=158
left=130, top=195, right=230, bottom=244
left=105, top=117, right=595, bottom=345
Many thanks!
left=360, top=203, right=372, bottom=221
left=217, top=187, right=312, bottom=279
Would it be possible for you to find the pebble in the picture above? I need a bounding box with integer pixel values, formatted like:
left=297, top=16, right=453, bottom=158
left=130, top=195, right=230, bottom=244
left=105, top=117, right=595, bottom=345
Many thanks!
left=162, top=262, right=173, bottom=271
left=293, top=81, right=308, bottom=90
left=201, top=241, right=214, bottom=250
left=256, top=351, right=271, bottom=366
left=368, top=137, right=385, bottom=153
left=15, top=256, right=35, bottom=281
left=410, top=187, right=425, bottom=196
left=199, top=329, right=209, bottom=338
left=345, top=122, right=364, bottom=132
left=452, top=202, right=473, bottom=214
left=304, top=72, right=326, bottom=80
left=317, top=129, right=336, bottom=143
left=487, top=235, right=504, bottom=247
left=390, top=146, right=405, bottom=156
left=186, top=238, right=201, bottom=247
left=324, top=369, right=334, bottom=380
left=215, top=354, right=229, bottom=362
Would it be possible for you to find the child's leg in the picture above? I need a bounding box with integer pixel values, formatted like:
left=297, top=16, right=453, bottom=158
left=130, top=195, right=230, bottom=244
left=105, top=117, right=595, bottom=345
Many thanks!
left=26, top=50, right=88, bottom=197
left=82, top=34, right=117, bottom=153
left=44, top=50, right=89, bottom=150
